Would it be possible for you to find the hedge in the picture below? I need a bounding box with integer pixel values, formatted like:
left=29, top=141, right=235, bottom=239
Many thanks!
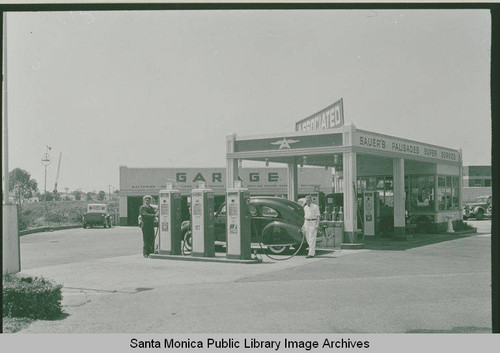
left=3, top=275, right=63, bottom=319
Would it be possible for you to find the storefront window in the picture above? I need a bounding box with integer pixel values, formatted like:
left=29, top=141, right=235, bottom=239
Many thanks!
left=438, top=176, right=446, bottom=211
left=452, top=176, right=459, bottom=209
left=405, top=176, right=410, bottom=211
left=446, top=176, right=452, bottom=210
left=438, top=175, right=459, bottom=210
left=384, top=177, right=394, bottom=207
left=367, top=177, right=376, bottom=191
left=358, top=176, right=394, bottom=207
left=376, top=177, right=385, bottom=204
left=409, top=175, right=435, bottom=212
left=357, top=178, right=367, bottom=192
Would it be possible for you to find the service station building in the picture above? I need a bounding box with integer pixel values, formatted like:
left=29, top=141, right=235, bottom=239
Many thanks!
left=225, top=123, right=462, bottom=238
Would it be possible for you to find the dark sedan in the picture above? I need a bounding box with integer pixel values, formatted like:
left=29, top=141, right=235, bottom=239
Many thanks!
left=182, top=197, right=319, bottom=255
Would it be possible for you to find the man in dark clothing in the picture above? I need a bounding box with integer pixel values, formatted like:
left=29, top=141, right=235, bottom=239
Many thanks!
left=139, top=195, right=157, bottom=258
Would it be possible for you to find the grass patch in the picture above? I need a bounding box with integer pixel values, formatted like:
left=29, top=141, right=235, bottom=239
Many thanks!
left=2, top=317, right=34, bottom=333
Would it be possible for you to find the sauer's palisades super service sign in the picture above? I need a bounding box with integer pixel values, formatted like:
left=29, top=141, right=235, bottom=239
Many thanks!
left=354, top=130, right=459, bottom=163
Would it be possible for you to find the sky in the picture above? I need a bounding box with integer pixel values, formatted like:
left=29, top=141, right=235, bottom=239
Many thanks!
left=3, top=9, right=491, bottom=193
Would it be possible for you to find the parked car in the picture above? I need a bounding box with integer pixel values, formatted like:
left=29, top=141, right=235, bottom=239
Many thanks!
left=463, top=195, right=492, bottom=220
left=83, top=203, right=112, bottom=228
left=181, top=197, right=322, bottom=255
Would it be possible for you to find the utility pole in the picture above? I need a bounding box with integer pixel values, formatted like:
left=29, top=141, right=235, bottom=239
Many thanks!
left=3, top=13, right=10, bottom=204
left=41, top=146, right=51, bottom=198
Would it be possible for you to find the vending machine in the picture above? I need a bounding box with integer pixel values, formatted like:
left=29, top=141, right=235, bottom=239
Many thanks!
left=158, top=188, right=182, bottom=255
left=226, top=188, right=252, bottom=260
left=191, top=187, right=215, bottom=257
left=363, top=191, right=379, bottom=236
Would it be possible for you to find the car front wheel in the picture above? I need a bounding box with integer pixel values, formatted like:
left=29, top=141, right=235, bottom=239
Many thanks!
left=182, top=229, right=192, bottom=255
left=476, top=209, right=484, bottom=220
left=267, top=245, right=289, bottom=255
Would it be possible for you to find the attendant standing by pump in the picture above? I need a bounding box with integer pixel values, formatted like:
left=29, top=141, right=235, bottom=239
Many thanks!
left=139, top=195, right=157, bottom=258
left=302, top=195, right=321, bottom=258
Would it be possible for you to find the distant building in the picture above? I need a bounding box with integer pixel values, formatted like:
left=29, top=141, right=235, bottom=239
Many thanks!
left=462, top=165, right=492, bottom=187
left=462, top=165, right=492, bottom=202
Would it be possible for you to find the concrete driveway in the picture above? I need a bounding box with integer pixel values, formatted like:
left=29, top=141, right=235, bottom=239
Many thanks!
left=14, top=222, right=492, bottom=333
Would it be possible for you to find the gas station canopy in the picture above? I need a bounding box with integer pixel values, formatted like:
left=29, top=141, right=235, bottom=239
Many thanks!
left=227, top=126, right=460, bottom=167
left=226, top=123, right=462, bottom=240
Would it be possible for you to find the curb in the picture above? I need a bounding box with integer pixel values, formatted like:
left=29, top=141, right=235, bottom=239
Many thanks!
left=341, top=243, right=365, bottom=249
left=19, top=224, right=82, bottom=236
left=148, top=253, right=263, bottom=264
left=445, top=229, right=477, bottom=235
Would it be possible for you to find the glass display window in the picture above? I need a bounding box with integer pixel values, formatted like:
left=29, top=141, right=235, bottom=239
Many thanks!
left=452, top=176, right=459, bottom=209
left=409, top=175, right=435, bottom=212
left=438, top=175, right=459, bottom=211
left=367, top=177, right=376, bottom=191
left=446, top=176, right=452, bottom=210
left=438, top=176, right=446, bottom=211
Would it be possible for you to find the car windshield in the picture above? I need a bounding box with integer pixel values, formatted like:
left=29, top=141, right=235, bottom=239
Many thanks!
left=217, top=203, right=258, bottom=216
left=475, top=197, right=487, bottom=203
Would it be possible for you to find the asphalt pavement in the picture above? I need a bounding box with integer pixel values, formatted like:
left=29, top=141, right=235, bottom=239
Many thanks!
left=14, top=221, right=492, bottom=333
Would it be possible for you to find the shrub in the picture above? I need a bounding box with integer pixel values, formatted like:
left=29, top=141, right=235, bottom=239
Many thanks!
left=453, top=220, right=476, bottom=232
left=17, top=216, right=29, bottom=231
left=45, top=212, right=63, bottom=223
left=3, top=275, right=63, bottom=319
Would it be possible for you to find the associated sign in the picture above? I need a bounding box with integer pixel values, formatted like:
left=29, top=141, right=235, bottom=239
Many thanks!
left=295, top=98, right=344, bottom=132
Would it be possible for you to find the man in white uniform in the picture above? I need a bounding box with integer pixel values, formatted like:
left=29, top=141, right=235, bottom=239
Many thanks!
left=302, top=195, right=321, bottom=258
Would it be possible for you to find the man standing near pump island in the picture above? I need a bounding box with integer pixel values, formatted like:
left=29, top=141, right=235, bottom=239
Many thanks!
left=139, top=195, right=157, bottom=258
left=302, top=195, right=321, bottom=258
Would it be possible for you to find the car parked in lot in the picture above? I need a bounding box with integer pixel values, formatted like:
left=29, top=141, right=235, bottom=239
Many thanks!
left=463, top=195, right=492, bottom=220
left=83, top=203, right=112, bottom=228
left=181, top=197, right=322, bottom=255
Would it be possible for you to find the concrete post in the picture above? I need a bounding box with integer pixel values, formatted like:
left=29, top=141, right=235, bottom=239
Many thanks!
left=342, top=152, right=357, bottom=242
left=342, top=124, right=357, bottom=243
left=3, top=204, right=20, bottom=274
left=393, top=158, right=406, bottom=237
left=226, top=134, right=238, bottom=189
left=287, top=162, right=298, bottom=202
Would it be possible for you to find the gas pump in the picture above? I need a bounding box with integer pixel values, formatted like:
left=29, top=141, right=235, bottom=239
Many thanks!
left=191, top=186, right=215, bottom=257
left=226, top=187, right=251, bottom=260
left=363, top=191, right=379, bottom=236
left=158, top=187, right=182, bottom=255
